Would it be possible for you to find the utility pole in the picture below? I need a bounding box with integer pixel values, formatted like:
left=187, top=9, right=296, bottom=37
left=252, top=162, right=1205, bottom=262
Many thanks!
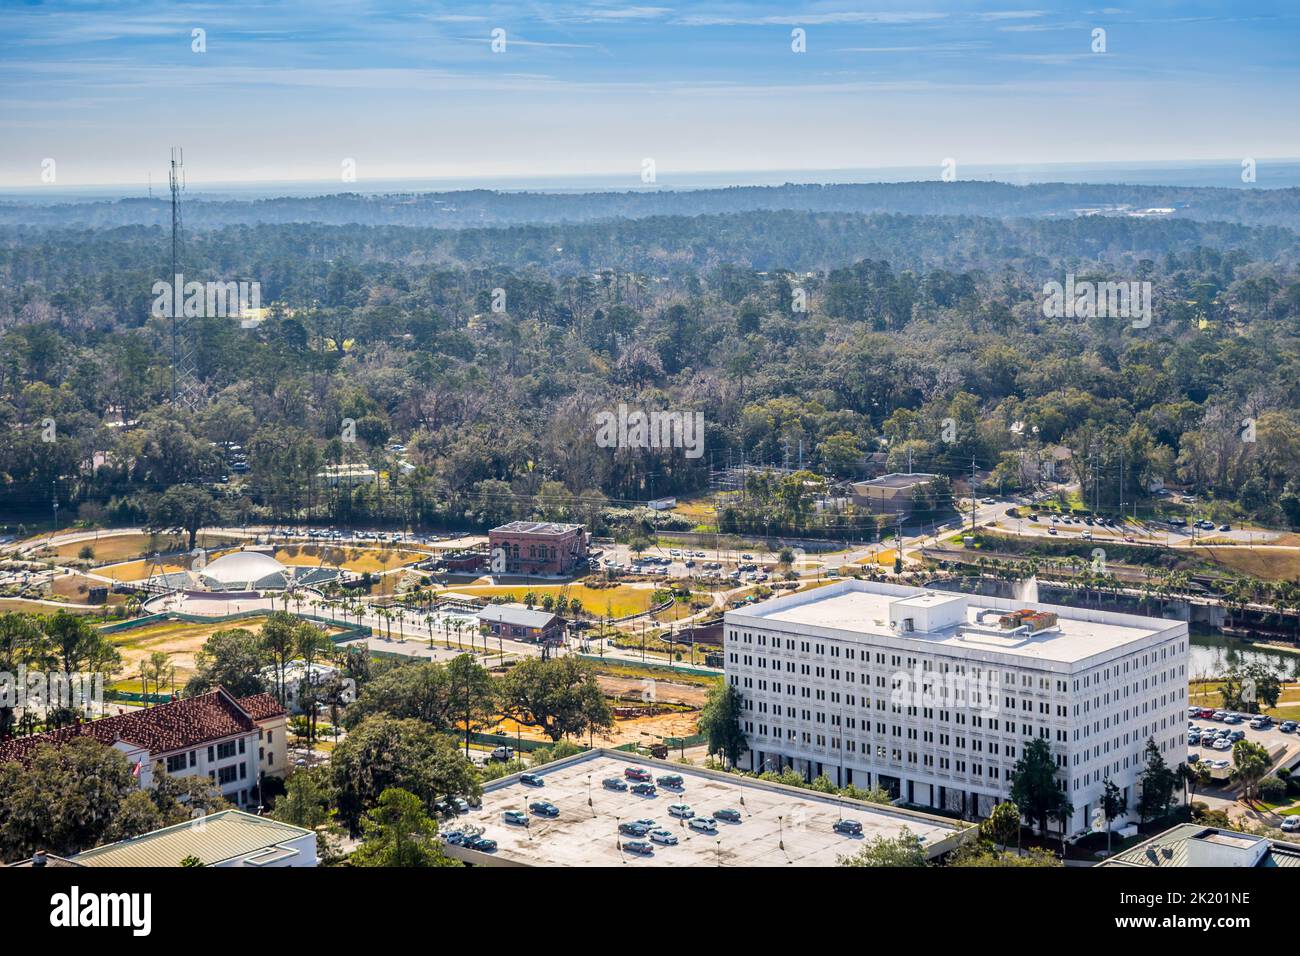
left=969, top=455, right=977, bottom=532
left=170, top=147, right=182, bottom=405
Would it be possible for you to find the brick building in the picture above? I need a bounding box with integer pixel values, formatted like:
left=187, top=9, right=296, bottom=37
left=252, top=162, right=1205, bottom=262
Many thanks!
left=488, top=521, right=589, bottom=576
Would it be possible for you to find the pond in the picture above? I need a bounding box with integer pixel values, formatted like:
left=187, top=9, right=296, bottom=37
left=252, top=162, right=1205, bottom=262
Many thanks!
left=1189, top=628, right=1300, bottom=680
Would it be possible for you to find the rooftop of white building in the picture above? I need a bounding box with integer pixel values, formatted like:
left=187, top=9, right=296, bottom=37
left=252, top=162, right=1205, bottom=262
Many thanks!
left=727, top=579, right=1183, bottom=668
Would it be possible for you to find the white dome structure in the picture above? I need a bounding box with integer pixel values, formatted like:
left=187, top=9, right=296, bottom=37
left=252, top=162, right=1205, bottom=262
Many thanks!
left=196, top=550, right=290, bottom=591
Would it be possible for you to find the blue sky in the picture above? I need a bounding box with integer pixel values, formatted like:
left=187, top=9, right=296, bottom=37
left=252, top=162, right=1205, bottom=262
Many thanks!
left=2, top=0, right=1298, bottom=187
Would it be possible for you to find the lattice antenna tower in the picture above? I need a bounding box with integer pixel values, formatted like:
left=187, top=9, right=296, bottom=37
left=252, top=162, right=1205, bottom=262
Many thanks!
left=169, top=147, right=201, bottom=409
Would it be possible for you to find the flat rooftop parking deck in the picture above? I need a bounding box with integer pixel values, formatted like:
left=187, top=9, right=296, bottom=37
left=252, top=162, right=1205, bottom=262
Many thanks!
left=443, top=749, right=972, bottom=867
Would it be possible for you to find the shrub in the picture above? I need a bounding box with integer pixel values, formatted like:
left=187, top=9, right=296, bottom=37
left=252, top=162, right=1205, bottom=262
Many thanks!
left=1259, top=775, right=1287, bottom=803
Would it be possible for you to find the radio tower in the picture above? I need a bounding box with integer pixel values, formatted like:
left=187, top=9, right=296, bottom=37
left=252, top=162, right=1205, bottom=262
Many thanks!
left=168, top=147, right=200, bottom=409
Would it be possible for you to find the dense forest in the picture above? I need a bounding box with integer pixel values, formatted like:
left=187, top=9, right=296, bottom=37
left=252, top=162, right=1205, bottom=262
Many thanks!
left=2, top=181, right=1299, bottom=539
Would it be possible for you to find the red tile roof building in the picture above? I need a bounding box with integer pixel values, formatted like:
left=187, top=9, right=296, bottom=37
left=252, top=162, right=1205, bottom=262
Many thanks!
left=0, top=688, right=288, bottom=809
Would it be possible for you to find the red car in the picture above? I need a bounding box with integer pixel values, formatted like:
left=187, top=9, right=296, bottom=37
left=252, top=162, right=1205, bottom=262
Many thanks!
left=1198, top=708, right=1216, bottom=719
left=624, top=766, right=652, bottom=781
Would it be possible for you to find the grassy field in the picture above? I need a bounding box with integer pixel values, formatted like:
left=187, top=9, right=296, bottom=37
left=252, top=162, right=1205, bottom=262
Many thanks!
left=42, top=532, right=239, bottom=564
left=96, top=557, right=189, bottom=582
left=51, top=572, right=128, bottom=605
left=1198, top=545, right=1300, bottom=581
left=855, top=548, right=897, bottom=566
left=0, top=598, right=104, bottom=615
left=271, top=543, right=431, bottom=573
left=103, top=614, right=344, bottom=691
left=1189, top=678, right=1300, bottom=720
left=443, top=583, right=658, bottom=618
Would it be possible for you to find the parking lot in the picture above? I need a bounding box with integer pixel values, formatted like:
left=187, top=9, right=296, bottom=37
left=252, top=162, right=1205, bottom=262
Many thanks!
left=1185, top=708, right=1300, bottom=789
left=439, top=749, right=972, bottom=867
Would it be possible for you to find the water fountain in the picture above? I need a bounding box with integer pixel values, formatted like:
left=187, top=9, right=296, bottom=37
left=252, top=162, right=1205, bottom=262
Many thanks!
left=1013, top=575, right=1040, bottom=604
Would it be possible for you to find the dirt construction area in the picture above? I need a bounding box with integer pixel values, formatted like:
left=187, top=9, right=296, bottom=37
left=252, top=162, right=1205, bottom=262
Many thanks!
left=483, top=674, right=706, bottom=748
left=597, top=675, right=710, bottom=708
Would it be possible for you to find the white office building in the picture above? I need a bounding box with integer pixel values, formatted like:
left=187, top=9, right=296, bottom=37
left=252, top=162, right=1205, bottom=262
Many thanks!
left=724, top=580, right=1188, bottom=834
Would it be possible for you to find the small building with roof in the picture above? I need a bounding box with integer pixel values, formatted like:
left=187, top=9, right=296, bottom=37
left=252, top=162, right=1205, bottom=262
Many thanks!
left=1097, top=824, right=1300, bottom=868
left=9, top=810, right=316, bottom=868
left=477, top=602, right=566, bottom=645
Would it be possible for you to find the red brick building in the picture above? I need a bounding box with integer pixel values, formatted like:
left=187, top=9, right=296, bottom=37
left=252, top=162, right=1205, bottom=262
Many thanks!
left=488, top=521, right=589, bottom=576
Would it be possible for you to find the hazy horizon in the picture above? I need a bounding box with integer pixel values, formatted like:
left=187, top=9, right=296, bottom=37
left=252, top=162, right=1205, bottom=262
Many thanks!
left=5, top=156, right=1300, bottom=203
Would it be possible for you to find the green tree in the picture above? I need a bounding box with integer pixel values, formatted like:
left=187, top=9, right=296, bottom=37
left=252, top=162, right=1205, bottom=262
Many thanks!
left=949, top=845, right=1062, bottom=867
left=1100, top=777, right=1127, bottom=853
left=341, top=661, right=456, bottom=730
left=979, top=800, right=1022, bottom=850
left=0, top=613, right=47, bottom=737
left=0, top=739, right=138, bottom=858
left=446, top=654, right=498, bottom=757
left=838, top=827, right=927, bottom=867
left=185, top=627, right=268, bottom=698
left=273, top=767, right=335, bottom=829
left=330, top=716, right=480, bottom=833
left=1137, top=738, right=1178, bottom=822
left=1009, top=738, right=1072, bottom=841
left=698, top=682, right=748, bottom=768
left=500, top=656, right=613, bottom=742
left=1230, top=740, right=1271, bottom=805
left=147, top=484, right=221, bottom=551
left=350, top=788, right=458, bottom=868
left=259, top=611, right=299, bottom=705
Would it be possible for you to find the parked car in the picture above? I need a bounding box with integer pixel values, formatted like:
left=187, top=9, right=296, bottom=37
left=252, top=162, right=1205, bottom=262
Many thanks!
left=631, top=783, right=658, bottom=796
left=833, top=819, right=864, bottom=836
left=520, top=773, right=544, bottom=787
left=602, top=777, right=629, bottom=791
left=649, top=829, right=678, bottom=845
left=1187, top=752, right=1200, bottom=764
left=713, top=808, right=742, bottom=822
left=623, top=840, right=654, bottom=855
left=624, top=766, right=652, bottom=781
left=618, top=821, right=649, bottom=837
left=503, top=809, right=528, bottom=826
left=490, top=746, right=515, bottom=762
left=668, top=803, right=694, bottom=819
left=463, top=834, right=497, bottom=852
left=530, top=801, right=560, bottom=818
left=688, top=817, right=718, bottom=834
left=1281, top=817, right=1300, bottom=833
left=656, top=774, right=684, bottom=789
left=1213, top=738, right=1233, bottom=751
left=441, top=830, right=467, bottom=845
left=1281, top=721, right=1297, bottom=733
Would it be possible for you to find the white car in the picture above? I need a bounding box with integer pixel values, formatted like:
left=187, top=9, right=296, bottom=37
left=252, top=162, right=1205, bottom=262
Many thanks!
left=1280, top=817, right=1300, bottom=833
left=1213, top=737, right=1233, bottom=751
